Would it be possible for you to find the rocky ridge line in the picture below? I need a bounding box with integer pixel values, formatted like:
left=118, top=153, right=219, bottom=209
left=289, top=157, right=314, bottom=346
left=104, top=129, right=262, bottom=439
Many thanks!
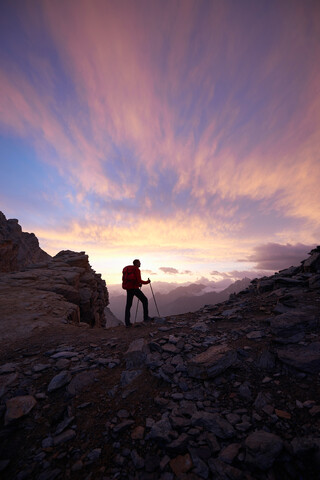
left=0, top=247, right=319, bottom=479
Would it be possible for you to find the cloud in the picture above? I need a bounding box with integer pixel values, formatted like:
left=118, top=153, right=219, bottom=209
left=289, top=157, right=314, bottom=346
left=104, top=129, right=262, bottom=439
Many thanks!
left=243, top=243, right=315, bottom=270
left=0, top=0, right=320, bottom=284
left=159, top=267, right=179, bottom=275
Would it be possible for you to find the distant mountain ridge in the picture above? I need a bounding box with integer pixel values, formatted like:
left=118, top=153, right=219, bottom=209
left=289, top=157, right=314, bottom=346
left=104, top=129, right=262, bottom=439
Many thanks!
left=109, top=277, right=252, bottom=319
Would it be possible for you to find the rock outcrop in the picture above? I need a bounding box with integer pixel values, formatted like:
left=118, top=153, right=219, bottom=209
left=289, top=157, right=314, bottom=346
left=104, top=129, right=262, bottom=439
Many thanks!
left=0, top=212, right=112, bottom=337
left=0, top=211, right=51, bottom=272
left=0, top=250, right=109, bottom=340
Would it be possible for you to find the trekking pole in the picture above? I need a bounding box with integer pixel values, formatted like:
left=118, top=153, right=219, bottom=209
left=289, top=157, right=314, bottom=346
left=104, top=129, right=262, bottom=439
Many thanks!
left=149, top=280, right=160, bottom=317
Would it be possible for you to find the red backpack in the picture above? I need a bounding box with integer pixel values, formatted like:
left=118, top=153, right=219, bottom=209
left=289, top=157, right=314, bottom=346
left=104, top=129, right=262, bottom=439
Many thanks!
left=122, top=265, right=137, bottom=289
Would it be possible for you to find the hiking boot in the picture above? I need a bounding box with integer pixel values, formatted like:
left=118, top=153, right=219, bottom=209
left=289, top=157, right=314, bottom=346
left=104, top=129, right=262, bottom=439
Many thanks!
left=125, top=323, right=132, bottom=328
left=144, top=317, right=154, bottom=323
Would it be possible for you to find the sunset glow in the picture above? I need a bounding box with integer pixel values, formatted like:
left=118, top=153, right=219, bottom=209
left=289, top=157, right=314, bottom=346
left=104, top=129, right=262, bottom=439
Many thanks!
left=1, top=0, right=319, bottom=285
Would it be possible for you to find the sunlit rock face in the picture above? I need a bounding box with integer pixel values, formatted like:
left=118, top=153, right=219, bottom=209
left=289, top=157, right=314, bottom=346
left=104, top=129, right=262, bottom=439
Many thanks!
left=0, top=211, right=51, bottom=272
left=0, top=213, right=111, bottom=336
left=0, top=250, right=109, bottom=332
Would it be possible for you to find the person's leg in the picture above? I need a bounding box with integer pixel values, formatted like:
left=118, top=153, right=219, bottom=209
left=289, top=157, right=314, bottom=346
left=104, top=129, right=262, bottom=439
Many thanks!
left=135, top=289, right=149, bottom=320
left=125, top=289, right=135, bottom=326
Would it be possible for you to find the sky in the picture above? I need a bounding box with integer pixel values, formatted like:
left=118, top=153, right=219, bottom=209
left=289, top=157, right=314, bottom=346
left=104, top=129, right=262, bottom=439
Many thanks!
left=1, top=0, right=319, bottom=286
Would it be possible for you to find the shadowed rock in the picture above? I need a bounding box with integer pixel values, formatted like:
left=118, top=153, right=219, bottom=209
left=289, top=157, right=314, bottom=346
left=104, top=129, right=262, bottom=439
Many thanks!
left=187, top=345, right=237, bottom=379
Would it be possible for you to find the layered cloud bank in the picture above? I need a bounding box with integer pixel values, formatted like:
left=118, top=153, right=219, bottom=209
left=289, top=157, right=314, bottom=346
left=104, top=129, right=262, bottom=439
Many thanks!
left=1, top=0, right=319, bottom=283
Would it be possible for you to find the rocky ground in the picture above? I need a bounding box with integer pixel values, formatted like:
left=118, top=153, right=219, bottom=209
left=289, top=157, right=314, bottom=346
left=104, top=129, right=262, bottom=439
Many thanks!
left=1, top=260, right=320, bottom=480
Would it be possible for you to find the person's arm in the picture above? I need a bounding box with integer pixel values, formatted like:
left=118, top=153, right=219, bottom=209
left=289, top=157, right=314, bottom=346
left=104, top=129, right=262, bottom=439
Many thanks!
left=137, top=268, right=150, bottom=285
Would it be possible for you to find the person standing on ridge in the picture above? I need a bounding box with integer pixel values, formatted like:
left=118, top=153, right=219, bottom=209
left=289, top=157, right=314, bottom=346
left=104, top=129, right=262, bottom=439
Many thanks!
left=122, top=259, right=153, bottom=327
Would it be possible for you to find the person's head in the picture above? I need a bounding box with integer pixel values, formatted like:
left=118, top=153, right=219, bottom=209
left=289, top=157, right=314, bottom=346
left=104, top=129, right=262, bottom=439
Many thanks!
left=133, top=259, right=141, bottom=267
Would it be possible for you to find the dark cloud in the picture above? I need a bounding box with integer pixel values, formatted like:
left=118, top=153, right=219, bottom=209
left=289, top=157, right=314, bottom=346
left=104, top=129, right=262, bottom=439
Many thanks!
left=242, top=243, right=314, bottom=270
left=159, top=267, right=179, bottom=274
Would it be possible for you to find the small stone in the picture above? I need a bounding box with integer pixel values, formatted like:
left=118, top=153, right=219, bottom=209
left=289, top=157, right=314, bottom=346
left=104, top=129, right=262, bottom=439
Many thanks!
left=53, top=429, right=76, bottom=446
left=42, top=437, right=54, bottom=448
left=86, top=448, right=101, bottom=462
left=5, top=395, right=37, bottom=425
left=147, top=414, right=172, bottom=443
left=275, top=409, right=291, bottom=419
left=120, top=369, right=142, bottom=387
left=55, top=358, right=70, bottom=370
left=37, top=469, right=61, bottom=480
left=245, top=430, right=283, bottom=470
left=309, top=405, right=320, bottom=416
left=169, top=453, right=193, bottom=476
left=0, top=363, right=17, bottom=374
left=219, top=443, right=241, bottom=464
left=51, top=351, right=76, bottom=359
left=33, top=364, right=51, bottom=372
left=131, top=449, right=144, bottom=469
left=131, top=426, right=145, bottom=440
left=67, top=371, right=95, bottom=395
left=47, top=371, right=72, bottom=392
left=71, top=460, right=83, bottom=472
left=191, top=411, right=235, bottom=439
left=113, top=420, right=135, bottom=434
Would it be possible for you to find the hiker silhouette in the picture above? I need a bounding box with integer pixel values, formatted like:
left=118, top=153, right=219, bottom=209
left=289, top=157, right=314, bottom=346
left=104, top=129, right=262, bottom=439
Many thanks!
left=122, top=259, right=152, bottom=327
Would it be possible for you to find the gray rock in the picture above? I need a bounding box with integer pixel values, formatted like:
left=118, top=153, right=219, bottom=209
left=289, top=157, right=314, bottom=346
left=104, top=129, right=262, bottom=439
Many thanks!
left=47, top=371, right=72, bottom=392
left=66, top=371, right=95, bottom=395
left=309, top=274, right=320, bottom=289
left=0, top=373, right=18, bottom=398
left=191, top=412, right=235, bottom=439
left=188, top=447, right=209, bottom=478
left=277, top=342, right=320, bottom=373
left=125, top=338, right=149, bottom=368
left=191, top=323, right=210, bottom=333
left=166, top=433, right=189, bottom=453
left=147, top=414, right=172, bottom=443
left=254, top=391, right=273, bottom=410
left=208, top=458, right=243, bottom=479
left=33, top=363, right=51, bottom=372
left=257, top=350, right=276, bottom=370
left=5, top=395, right=37, bottom=425
left=245, top=430, right=283, bottom=470
left=51, top=351, right=78, bottom=359
left=53, top=429, right=76, bottom=446
left=0, top=362, right=17, bottom=374
left=55, top=416, right=75, bottom=435
left=120, top=369, right=142, bottom=387
left=246, top=330, right=265, bottom=339
left=187, top=345, right=237, bottom=379
left=37, top=469, right=61, bottom=480
left=131, top=449, right=145, bottom=469
left=113, top=420, right=135, bottom=434
left=86, top=448, right=101, bottom=462
left=219, top=443, right=241, bottom=464
left=270, top=311, right=317, bottom=343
